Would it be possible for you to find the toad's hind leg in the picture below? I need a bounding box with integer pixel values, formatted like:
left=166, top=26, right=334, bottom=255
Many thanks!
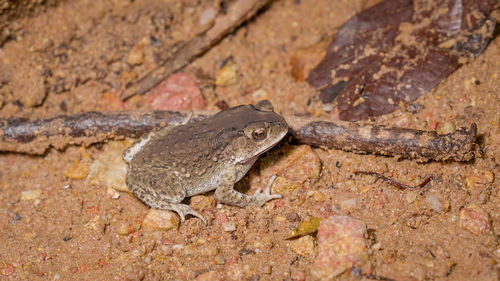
left=127, top=168, right=206, bottom=224
left=136, top=191, right=207, bottom=224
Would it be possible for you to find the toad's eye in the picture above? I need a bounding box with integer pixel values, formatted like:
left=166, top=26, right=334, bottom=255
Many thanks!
left=252, top=128, right=267, bottom=141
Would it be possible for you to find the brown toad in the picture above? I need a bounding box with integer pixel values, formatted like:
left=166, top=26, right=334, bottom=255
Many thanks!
left=123, top=100, right=288, bottom=223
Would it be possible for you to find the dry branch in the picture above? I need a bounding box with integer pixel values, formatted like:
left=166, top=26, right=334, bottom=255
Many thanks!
left=0, top=111, right=477, bottom=162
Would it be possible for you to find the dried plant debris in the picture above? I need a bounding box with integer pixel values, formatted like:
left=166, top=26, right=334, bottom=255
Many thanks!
left=307, top=0, right=498, bottom=121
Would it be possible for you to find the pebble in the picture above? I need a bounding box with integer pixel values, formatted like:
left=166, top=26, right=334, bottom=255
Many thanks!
left=199, top=7, right=217, bottom=26
left=126, top=44, right=145, bottom=65
left=21, top=189, right=41, bottom=200
left=312, top=191, right=326, bottom=202
left=86, top=141, right=129, bottom=192
left=0, top=263, right=14, bottom=276
left=146, top=73, right=206, bottom=111
left=106, top=187, right=120, bottom=199
left=222, top=222, right=236, bottom=232
left=215, top=61, right=238, bottom=86
left=405, top=191, right=418, bottom=203
left=459, top=204, right=491, bottom=235
left=289, top=235, right=315, bottom=256
left=142, top=209, right=179, bottom=231
left=466, top=170, right=495, bottom=190
left=194, top=270, right=223, bottom=281
left=214, top=254, right=225, bottom=265
left=290, top=37, right=330, bottom=82
left=64, top=158, right=89, bottom=180
left=424, top=193, right=449, bottom=212
left=439, top=121, right=455, bottom=134
left=339, top=198, right=357, bottom=211
left=310, top=215, right=368, bottom=280
left=251, top=89, right=269, bottom=100
left=190, top=195, right=215, bottom=211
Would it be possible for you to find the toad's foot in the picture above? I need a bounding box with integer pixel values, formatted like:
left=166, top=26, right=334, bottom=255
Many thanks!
left=168, top=203, right=207, bottom=225
left=251, top=175, right=282, bottom=207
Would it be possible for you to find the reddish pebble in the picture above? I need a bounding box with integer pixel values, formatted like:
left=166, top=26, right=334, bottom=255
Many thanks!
left=310, top=215, right=368, bottom=280
left=146, top=73, right=206, bottom=111
left=460, top=204, right=491, bottom=235
left=1, top=263, right=14, bottom=276
left=215, top=212, right=229, bottom=225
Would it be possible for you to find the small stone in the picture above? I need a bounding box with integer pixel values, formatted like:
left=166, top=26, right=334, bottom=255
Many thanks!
left=142, top=209, right=179, bottom=231
left=21, top=189, right=42, bottom=200
left=275, top=215, right=286, bottom=222
left=194, top=270, right=223, bottom=281
left=86, top=141, right=129, bottom=192
left=146, top=73, right=206, bottom=111
left=126, top=45, right=145, bottom=65
left=312, top=190, right=326, bottom=202
left=289, top=235, right=315, bottom=256
left=251, top=89, right=269, bottom=101
left=117, top=222, right=137, bottom=235
left=222, top=222, right=236, bottom=232
left=439, top=121, right=455, bottom=134
left=406, top=191, right=417, bottom=203
left=64, top=158, right=89, bottom=180
left=459, top=204, right=491, bottom=235
left=214, top=254, right=225, bottom=265
left=0, top=263, right=15, bottom=276
left=215, top=61, right=238, bottom=86
left=290, top=37, right=331, bottom=82
left=199, top=7, right=217, bottom=26
left=262, top=265, right=272, bottom=274
left=106, top=187, right=120, bottom=199
left=424, top=193, right=449, bottom=212
left=310, top=215, right=368, bottom=280
left=190, top=195, right=215, bottom=211
left=340, top=198, right=357, bottom=211
left=85, top=215, right=107, bottom=234
left=215, top=212, right=229, bottom=225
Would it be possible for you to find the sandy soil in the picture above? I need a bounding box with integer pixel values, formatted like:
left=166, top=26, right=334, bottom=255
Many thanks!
left=0, top=0, right=498, bottom=280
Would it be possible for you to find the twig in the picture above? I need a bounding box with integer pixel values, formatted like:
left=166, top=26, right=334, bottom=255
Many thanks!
left=354, top=171, right=433, bottom=189
left=0, top=110, right=477, bottom=162
left=120, top=0, right=271, bottom=100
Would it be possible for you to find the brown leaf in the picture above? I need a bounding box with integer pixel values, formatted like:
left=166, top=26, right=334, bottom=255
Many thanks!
left=307, top=0, right=498, bottom=121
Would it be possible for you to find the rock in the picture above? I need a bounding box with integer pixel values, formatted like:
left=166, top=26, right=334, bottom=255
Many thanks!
left=0, top=263, right=14, bottom=276
left=459, top=204, right=491, bottom=235
left=21, top=189, right=41, bottom=200
left=142, top=209, right=179, bottom=231
left=194, top=270, right=223, bottom=281
left=406, top=191, right=418, bottom=203
left=290, top=37, right=331, bottom=82
left=215, top=61, right=238, bottom=86
left=289, top=235, right=315, bottom=257
left=190, top=195, right=215, bottom=212
left=312, top=191, right=326, bottom=202
left=223, top=222, right=236, bottom=232
left=106, top=187, right=120, bottom=199
left=214, top=254, right=225, bottom=265
left=86, top=141, right=129, bottom=192
left=466, top=170, right=495, bottom=190
left=251, top=89, right=269, bottom=101
left=126, top=44, right=145, bottom=65
left=340, top=198, right=357, bottom=211
left=64, top=158, right=89, bottom=180
left=146, top=73, right=206, bottom=111
left=310, top=215, right=368, bottom=280
left=424, top=193, right=449, bottom=212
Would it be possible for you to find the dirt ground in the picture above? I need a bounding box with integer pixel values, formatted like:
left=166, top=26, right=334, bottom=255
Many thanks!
left=0, top=0, right=499, bottom=280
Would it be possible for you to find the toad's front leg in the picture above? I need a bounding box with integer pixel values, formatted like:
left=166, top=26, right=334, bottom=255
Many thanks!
left=214, top=173, right=282, bottom=207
